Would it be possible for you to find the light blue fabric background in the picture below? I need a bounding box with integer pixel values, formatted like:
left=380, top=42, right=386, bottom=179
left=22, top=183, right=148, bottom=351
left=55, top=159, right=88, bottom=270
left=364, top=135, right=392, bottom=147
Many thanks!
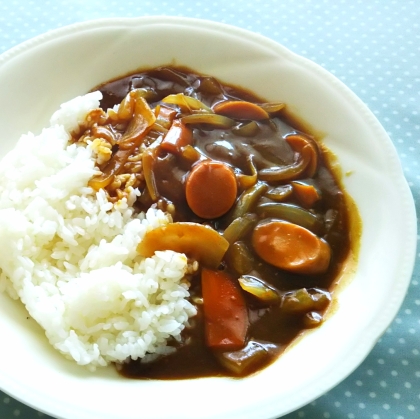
left=0, top=1, right=418, bottom=418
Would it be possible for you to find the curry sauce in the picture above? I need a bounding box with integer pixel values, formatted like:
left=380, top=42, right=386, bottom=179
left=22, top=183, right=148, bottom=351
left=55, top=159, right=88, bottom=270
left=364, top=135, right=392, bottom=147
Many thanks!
left=86, top=66, right=353, bottom=379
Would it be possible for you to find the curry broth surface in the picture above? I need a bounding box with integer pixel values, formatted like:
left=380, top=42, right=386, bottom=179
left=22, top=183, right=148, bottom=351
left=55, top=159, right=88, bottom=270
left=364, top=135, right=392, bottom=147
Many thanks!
left=91, top=66, right=355, bottom=379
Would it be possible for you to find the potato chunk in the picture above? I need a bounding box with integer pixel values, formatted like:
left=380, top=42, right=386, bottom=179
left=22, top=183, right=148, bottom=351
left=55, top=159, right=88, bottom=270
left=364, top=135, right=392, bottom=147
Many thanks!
left=137, top=222, right=229, bottom=269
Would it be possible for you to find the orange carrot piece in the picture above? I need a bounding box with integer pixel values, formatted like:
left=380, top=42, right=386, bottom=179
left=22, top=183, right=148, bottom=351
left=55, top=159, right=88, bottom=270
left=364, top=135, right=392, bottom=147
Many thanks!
left=155, top=105, right=178, bottom=129
left=292, top=181, right=320, bottom=208
left=185, top=160, right=238, bottom=219
left=201, top=268, right=249, bottom=350
left=213, top=100, right=269, bottom=120
left=252, top=220, right=331, bottom=275
left=161, top=119, right=193, bottom=154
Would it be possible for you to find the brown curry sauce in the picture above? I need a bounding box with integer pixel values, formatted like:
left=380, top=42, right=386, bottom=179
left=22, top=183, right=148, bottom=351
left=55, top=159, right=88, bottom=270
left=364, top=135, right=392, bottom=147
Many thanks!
left=91, top=66, right=352, bottom=379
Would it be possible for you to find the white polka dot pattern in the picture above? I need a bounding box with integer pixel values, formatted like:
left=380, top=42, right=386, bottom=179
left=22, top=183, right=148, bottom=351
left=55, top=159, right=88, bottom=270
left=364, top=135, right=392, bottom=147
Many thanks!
left=0, top=1, right=419, bottom=418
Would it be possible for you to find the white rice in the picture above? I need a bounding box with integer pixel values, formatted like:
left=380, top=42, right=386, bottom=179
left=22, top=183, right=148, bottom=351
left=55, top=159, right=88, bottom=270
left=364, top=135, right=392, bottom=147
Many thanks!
left=0, top=92, right=197, bottom=369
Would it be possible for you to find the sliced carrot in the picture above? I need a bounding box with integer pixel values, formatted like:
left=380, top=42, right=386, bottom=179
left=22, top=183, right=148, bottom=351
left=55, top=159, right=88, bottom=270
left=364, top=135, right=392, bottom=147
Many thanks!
left=136, top=222, right=229, bottom=269
left=291, top=181, right=320, bottom=208
left=161, top=119, right=193, bottom=154
left=213, top=100, right=269, bottom=120
left=201, top=268, right=249, bottom=350
left=185, top=160, right=238, bottom=219
left=155, top=104, right=177, bottom=129
left=252, top=220, right=331, bottom=275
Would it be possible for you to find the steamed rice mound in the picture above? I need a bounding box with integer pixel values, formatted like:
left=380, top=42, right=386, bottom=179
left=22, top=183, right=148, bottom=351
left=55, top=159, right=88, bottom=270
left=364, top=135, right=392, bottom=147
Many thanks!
left=0, top=92, right=196, bottom=369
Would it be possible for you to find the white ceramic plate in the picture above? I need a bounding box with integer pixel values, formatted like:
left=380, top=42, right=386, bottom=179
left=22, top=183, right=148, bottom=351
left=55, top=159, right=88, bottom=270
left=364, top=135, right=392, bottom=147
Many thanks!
left=0, top=16, right=416, bottom=419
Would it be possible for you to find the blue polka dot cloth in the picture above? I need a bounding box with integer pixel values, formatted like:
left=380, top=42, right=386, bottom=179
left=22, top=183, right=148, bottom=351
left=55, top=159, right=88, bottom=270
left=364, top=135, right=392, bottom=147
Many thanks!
left=0, top=1, right=419, bottom=418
